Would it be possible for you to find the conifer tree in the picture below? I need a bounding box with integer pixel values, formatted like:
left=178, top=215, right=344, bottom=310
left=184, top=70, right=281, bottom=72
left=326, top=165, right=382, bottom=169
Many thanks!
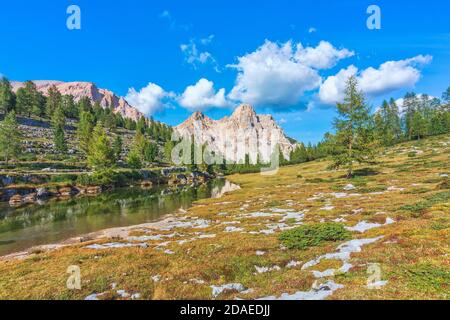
left=330, top=76, right=376, bottom=178
left=0, top=111, right=22, bottom=163
left=0, top=78, right=16, bottom=114
left=77, top=111, right=95, bottom=155
left=112, top=135, right=123, bottom=162
left=46, top=85, right=62, bottom=118
left=87, top=123, right=115, bottom=170
left=51, top=106, right=67, bottom=153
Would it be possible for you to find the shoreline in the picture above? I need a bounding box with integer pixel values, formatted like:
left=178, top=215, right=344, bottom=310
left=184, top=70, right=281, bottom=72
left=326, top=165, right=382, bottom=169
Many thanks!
left=0, top=179, right=241, bottom=261
left=0, top=213, right=179, bottom=261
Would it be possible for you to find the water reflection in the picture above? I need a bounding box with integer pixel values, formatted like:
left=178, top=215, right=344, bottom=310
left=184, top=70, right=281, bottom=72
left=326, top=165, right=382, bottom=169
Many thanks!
left=0, top=179, right=235, bottom=256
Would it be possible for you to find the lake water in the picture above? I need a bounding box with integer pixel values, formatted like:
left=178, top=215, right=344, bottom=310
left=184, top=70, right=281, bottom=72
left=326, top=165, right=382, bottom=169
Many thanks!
left=0, top=179, right=233, bottom=256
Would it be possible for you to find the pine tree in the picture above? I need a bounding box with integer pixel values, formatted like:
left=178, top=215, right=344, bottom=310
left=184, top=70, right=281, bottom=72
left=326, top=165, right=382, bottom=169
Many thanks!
left=78, top=96, right=92, bottom=114
left=62, top=94, right=78, bottom=119
left=0, top=111, right=22, bottom=163
left=0, top=78, right=16, bottom=114
left=87, top=123, right=115, bottom=170
left=388, top=98, right=402, bottom=142
left=403, top=92, right=420, bottom=140
left=330, top=76, right=376, bottom=178
left=112, top=135, right=123, bottom=162
left=45, top=85, right=62, bottom=118
left=126, top=150, right=142, bottom=169
left=77, top=111, right=95, bottom=155
left=164, top=140, right=176, bottom=164
left=51, top=106, right=67, bottom=153
left=16, top=81, right=44, bottom=117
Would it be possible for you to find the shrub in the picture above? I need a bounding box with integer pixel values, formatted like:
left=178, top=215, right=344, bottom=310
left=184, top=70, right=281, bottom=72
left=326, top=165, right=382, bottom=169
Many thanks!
left=400, top=191, right=450, bottom=215
left=279, top=223, right=351, bottom=250
left=437, top=178, right=450, bottom=190
left=76, top=169, right=143, bottom=187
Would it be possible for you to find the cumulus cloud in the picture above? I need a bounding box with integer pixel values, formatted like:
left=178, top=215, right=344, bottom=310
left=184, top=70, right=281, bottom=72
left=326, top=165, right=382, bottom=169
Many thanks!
left=228, top=40, right=328, bottom=107
left=295, top=41, right=354, bottom=69
left=318, top=65, right=358, bottom=105
left=308, top=27, right=317, bottom=33
left=319, top=55, right=433, bottom=105
left=358, top=55, right=432, bottom=96
left=125, top=83, right=171, bottom=115
left=178, top=78, right=230, bottom=111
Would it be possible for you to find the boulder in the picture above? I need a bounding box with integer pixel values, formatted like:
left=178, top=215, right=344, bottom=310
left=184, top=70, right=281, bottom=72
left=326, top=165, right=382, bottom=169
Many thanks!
left=9, top=195, right=23, bottom=206
left=141, top=181, right=153, bottom=189
left=86, top=186, right=102, bottom=195
left=36, top=187, right=51, bottom=199
left=23, top=193, right=37, bottom=204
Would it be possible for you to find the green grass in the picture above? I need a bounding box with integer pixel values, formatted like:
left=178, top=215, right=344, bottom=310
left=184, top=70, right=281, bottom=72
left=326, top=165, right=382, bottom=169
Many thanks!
left=400, top=191, right=450, bottom=214
left=402, top=264, right=450, bottom=292
left=279, top=223, right=351, bottom=250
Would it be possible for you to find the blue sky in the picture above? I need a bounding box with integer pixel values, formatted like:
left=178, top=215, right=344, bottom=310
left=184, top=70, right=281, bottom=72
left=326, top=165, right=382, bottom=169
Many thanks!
left=1, top=0, right=449, bottom=143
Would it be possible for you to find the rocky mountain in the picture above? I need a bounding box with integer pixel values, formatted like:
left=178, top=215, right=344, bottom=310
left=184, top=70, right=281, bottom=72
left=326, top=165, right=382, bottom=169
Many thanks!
left=175, top=104, right=296, bottom=163
left=11, top=81, right=144, bottom=122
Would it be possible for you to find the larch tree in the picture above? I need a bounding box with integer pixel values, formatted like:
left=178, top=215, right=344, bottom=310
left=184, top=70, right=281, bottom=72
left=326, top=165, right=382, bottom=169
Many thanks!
left=0, top=78, right=16, bottom=114
left=0, top=111, right=22, bottom=163
left=330, top=76, right=377, bottom=178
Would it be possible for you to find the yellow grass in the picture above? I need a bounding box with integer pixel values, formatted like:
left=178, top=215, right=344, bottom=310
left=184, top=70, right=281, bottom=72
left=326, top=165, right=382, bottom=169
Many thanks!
left=0, top=135, right=449, bottom=300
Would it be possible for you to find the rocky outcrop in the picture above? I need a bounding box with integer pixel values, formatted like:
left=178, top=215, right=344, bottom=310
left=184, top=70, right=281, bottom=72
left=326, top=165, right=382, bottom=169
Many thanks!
left=11, top=81, right=144, bottom=122
left=175, top=104, right=296, bottom=163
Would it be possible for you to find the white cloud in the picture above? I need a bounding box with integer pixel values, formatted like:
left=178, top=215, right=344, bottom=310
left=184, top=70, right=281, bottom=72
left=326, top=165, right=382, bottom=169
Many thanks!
left=318, top=65, right=358, bottom=105
left=319, top=55, right=433, bottom=105
left=228, top=40, right=325, bottom=107
left=358, top=55, right=432, bottom=96
left=125, top=83, right=171, bottom=115
left=179, top=78, right=230, bottom=111
left=295, top=41, right=355, bottom=69
left=308, top=27, right=317, bottom=33
left=200, top=35, right=215, bottom=45
left=180, top=39, right=219, bottom=71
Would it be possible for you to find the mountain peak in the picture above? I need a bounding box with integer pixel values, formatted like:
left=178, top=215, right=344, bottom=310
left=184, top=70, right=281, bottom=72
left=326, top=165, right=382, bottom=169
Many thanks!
left=231, top=104, right=257, bottom=118
left=11, top=80, right=144, bottom=122
left=175, top=105, right=296, bottom=163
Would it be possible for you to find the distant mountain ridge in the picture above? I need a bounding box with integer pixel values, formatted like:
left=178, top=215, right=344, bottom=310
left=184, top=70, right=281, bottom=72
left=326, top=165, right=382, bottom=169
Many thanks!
left=11, top=80, right=144, bottom=122
left=175, top=104, right=296, bottom=163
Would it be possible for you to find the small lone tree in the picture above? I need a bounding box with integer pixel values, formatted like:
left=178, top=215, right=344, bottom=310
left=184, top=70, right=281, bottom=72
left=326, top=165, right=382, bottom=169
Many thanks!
left=51, top=106, right=67, bottom=153
left=0, top=111, right=22, bottom=163
left=77, top=111, right=95, bottom=155
left=330, top=76, right=376, bottom=178
left=112, top=135, right=123, bottom=162
left=87, top=123, right=115, bottom=170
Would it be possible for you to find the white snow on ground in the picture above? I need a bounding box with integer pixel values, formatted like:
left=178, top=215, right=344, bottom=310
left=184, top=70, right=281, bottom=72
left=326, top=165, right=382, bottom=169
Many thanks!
left=211, top=283, right=246, bottom=298
left=346, top=218, right=395, bottom=233
left=85, top=242, right=149, bottom=250
left=302, top=237, right=384, bottom=272
left=225, top=226, right=244, bottom=233
left=280, top=211, right=306, bottom=222
left=286, top=260, right=302, bottom=268
left=126, top=233, right=178, bottom=242
left=254, top=265, right=281, bottom=274
left=257, top=281, right=344, bottom=300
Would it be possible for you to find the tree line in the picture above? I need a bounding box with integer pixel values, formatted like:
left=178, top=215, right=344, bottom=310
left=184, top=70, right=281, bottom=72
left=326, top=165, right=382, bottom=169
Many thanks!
left=0, top=77, right=173, bottom=170
left=288, top=76, right=450, bottom=177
